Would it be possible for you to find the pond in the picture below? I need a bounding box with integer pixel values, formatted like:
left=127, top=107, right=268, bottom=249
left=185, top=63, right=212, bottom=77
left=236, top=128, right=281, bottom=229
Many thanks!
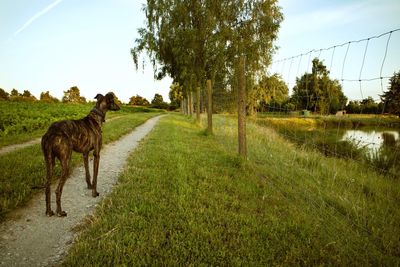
left=342, top=129, right=400, bottom=154
left=268, top=121, right=400, bottom=178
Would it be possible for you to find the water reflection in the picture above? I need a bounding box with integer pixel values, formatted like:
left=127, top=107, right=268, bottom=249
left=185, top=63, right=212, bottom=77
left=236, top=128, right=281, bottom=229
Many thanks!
left=342, top=130, right=399, bottom=153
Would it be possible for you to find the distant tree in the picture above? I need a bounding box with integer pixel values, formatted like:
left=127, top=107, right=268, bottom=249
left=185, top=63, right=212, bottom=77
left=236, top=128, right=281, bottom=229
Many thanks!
left=291, top=58, right=347, bottom=114
left=129, top=95, right=149, bottom=106
left=169, top=83, right=183, bottom=110
left=346, top=100, right=361, bottom=114
left=381, top=71, right=400, bottom=117
left=150, top=93, right=169, bottom=109
left=10, top=89, right=20, bottom=98
left=248, top=74, right=289, bottom=114
left=360, top=97, right=380, bottom=114
left=40, top=91, right=59, bottom=103
left=62, top=86, right=86, bottom=103
left=0, top=88, right=9, bottom=100
left=151, top=93, right=164, bottom=106
left=21, top=90, right=37, bottom=101
left=9, top=88, right=24, bottom=101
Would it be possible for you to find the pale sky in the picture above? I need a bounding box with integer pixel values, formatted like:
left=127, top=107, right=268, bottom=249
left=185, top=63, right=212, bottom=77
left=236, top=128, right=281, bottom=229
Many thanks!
left=0, top=0, right=399, bottom=103
left=274, top=0, right=400, bottom=101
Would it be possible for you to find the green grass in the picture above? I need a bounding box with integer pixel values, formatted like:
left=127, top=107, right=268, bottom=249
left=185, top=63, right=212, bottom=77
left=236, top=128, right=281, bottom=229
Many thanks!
left=0, top=112, right=160, bottom=220
left=63, top=114, right=400, bottom=266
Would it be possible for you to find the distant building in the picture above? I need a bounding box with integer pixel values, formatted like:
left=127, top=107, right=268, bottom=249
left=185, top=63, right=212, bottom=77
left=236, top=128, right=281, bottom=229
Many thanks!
left=336, top=110, right=346, bottom=116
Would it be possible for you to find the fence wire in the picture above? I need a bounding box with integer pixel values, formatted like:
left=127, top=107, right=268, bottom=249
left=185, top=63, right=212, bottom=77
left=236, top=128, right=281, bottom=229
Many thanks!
left=265, top=28, right=400, bottom=179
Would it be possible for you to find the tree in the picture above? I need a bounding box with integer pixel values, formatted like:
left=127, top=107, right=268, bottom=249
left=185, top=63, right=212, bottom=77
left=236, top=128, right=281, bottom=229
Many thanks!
left=129, top=95, right=149, bottom=106
left=248, top=74, right=288, bottom=114
left=150, top=93, right=169, bottom=109
left=21, top=90, right=37, bottom=101
left=0, top=88, right=9, bottom=100
left=132, top=0, right=283, bottom=113
left=10, top=89, right=20, bottom=98
left=291, top=58, right=347, bottom=114
left=62, top=86, right=86, bottom=103
left=40, top=91, right=59, bottom=103
left=169, top=83, right=183, bottom=110
left=381, top=71, right=400, bottom=117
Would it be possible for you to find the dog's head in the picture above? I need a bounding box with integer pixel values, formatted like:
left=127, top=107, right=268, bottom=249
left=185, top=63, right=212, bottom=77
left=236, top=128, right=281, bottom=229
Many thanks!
left=94, top=92, right=120, bottom=111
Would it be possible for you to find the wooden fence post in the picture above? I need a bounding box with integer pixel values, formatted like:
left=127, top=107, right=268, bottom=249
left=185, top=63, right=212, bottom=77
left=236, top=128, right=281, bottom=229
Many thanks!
left=238, top=56, right=247, bottom=158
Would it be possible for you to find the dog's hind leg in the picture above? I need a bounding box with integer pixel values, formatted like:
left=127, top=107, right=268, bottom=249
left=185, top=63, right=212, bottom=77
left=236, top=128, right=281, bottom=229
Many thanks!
left=83, top=152, right=92, bottom=189
left=55, top=151, right=71, bottom=217
left=44, top=152, right=55, bottom=217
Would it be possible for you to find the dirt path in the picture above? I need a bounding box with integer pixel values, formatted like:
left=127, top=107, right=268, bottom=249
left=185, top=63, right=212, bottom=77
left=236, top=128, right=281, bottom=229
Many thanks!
left=0, top=138, right=42, bottom=156
left=0, top=115, right=164, bottom=267
left=0, top=116, right=122, bottom=156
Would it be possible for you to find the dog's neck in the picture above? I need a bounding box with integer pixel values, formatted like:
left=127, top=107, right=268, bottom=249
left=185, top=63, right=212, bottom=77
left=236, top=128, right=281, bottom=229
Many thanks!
left=90, top=107, right=106, bottom=125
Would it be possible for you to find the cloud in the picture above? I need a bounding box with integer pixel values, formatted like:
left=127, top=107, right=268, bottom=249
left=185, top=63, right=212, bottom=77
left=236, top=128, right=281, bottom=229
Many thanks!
left=11, top=0, right=63, bottom=38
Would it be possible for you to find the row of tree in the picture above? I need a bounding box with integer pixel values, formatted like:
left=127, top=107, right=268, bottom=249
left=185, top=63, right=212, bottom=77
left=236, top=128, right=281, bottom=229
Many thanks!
left=0, top=87, right=85, bottom=103
left=1, top=86, right=175, bottom=109
left=166, top=57, right=400, bottom=116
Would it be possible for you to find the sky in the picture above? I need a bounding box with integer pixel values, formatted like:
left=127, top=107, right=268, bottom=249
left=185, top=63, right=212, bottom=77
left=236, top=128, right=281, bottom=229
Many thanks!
left=0, top=0, right=399, bottom=103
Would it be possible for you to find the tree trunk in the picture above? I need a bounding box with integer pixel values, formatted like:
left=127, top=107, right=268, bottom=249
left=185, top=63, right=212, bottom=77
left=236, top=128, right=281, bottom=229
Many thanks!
left=188, top=92, right=193, bottom=116
left=196, top=86, right=201, bottom=123
left=238, top=56, right=247, bottom=158
left=207, top=79, right=213, bottom=134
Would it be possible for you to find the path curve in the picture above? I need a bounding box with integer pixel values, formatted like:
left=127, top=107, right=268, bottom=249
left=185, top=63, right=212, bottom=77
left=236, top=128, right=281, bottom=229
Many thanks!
left=0, top=115, right=164, bottom=267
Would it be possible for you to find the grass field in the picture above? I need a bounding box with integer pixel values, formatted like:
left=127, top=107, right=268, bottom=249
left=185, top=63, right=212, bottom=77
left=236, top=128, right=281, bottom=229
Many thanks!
left=63, top=114, right=400, bottom=266
left=0, top=110, right=162, bottom=220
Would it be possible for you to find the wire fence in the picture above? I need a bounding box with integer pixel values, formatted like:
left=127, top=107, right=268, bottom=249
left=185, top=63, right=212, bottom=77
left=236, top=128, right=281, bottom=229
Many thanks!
left=262, top=29, right=400, bottom=179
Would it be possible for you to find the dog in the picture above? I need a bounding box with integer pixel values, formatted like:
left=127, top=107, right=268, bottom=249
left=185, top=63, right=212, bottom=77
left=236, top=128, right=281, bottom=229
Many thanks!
left=41, top=92, right=120, bottom=217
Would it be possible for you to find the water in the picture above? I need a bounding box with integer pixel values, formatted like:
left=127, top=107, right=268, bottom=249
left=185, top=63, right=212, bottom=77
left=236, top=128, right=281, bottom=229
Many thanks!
left=342, top=129, right=399, bottom=153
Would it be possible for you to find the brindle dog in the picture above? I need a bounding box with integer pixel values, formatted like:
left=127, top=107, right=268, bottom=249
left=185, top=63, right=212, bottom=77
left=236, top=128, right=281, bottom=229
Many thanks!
left=41, top=92, right=120, bottom=217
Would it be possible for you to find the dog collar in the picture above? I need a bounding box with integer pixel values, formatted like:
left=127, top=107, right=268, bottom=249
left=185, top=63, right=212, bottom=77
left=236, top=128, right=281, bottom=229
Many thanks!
left=91, top=107, right=105, bottom=122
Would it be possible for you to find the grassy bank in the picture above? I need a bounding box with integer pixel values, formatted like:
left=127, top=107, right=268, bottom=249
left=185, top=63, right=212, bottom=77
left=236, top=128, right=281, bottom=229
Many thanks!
left=64, top=114, right=399, bottom=266
left=255, top=114, right=400, bottom=130
left=0, top=112, right=161, bottom=220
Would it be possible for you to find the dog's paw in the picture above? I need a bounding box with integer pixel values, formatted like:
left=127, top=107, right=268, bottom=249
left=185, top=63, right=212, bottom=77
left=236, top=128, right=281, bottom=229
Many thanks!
left=46, top=210, right=55, bottom=217
left=57, top=211, right=67, bottom=217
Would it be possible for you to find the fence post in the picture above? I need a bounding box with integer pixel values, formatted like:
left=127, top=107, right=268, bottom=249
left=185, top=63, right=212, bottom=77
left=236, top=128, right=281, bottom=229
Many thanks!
left=238, top=55, right=247, bottom=158
left=207, top=79, right=213, bottom=134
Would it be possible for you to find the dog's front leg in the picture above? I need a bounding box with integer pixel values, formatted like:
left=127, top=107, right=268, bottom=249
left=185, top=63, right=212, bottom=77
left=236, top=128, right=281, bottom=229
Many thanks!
left=92, top=149, right=100, bottom=197
left=83, top=152, right=92, bottom=189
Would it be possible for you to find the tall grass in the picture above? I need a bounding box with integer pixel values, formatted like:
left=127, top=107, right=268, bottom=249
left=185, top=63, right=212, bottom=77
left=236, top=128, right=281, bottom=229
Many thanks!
left=63, top=114, right=399, bottom=266
left=0, top=112, right=160, bottom=220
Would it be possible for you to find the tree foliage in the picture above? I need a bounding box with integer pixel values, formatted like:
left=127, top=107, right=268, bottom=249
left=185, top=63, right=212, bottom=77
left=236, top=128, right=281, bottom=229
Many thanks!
left=62, top=86, right=86, bottom=103
left=381, top=71, right=400, bottom=117
left=169, top=82, right=183, bottom=109
left=40, top=91, right=59, bottom=103
left=291, top=58, right=347, bottom=114
left=0, top=88, right=9, bottom=100
left=132, top=0, right=283, bottom=113
left=248, top=74, right=288, bottom=114
left=129, top=95, right=150, bottom=106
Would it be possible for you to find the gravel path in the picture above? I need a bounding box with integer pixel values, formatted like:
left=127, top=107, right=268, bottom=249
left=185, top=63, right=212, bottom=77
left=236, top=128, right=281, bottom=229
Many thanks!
left=0, top=115, right=163, bottom=267
left=0, top=138, right=42, bottom=156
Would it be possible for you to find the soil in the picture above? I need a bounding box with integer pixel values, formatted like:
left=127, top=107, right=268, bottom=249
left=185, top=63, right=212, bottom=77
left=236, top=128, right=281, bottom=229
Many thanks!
left=0, top=115, right=163, bottom=267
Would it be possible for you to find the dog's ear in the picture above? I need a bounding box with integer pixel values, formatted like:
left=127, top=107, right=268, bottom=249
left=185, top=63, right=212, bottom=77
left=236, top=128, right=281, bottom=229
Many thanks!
left=94, top=94, right=104, bottom=101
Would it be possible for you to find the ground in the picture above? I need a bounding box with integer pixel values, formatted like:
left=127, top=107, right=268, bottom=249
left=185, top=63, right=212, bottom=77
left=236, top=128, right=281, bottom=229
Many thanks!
left=0, top=116, right=162, bottom=267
